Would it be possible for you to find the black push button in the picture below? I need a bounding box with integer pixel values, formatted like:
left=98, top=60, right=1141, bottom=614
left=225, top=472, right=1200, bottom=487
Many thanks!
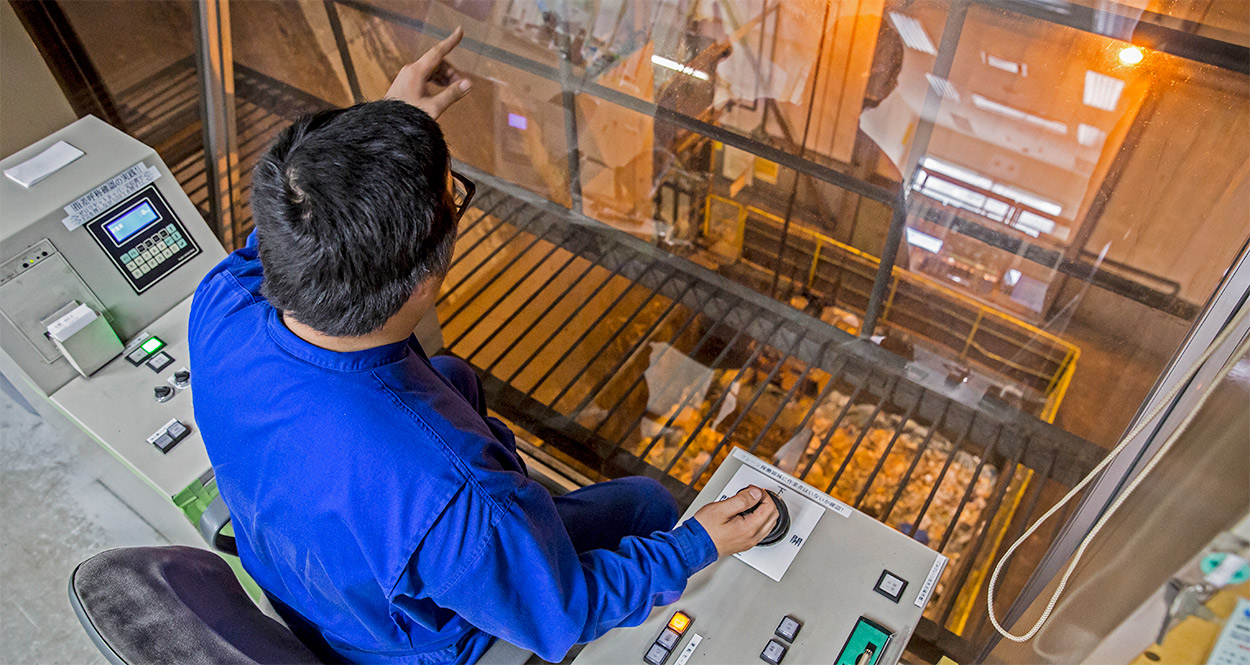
left=643, top=643, right=669, bottom=665
left=760, top=639, right=787, bottom=664
left=657, top=628, right=680, bottom=650
left=152, top=433, right=175, bottom=453
left=147, top=352, right=173, bottom=372
left=775, top=616, right=801, bottom=642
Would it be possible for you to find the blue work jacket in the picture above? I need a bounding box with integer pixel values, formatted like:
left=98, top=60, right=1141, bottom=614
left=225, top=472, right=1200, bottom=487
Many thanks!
left=188, top=234, right=717, bottom=664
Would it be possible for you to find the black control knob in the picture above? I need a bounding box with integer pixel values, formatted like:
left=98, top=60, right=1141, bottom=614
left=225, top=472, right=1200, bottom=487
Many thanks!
left=154, top=385, right=174, bottom=403
left=173, top=369, right=191, bottom=388
left=757, top=490, right=791, bottom=547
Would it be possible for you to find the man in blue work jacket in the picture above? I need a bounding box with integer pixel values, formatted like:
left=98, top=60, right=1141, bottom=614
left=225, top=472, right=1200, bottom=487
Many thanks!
left=189, top=28, right=778, bottom=665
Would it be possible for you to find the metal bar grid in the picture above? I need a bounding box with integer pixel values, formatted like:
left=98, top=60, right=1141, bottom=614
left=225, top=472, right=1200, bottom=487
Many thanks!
left=435, top=177, right=1107, bottom=657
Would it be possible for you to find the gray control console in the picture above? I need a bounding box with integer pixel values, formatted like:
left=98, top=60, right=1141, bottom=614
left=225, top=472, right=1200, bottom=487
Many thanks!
left=573, top=449, right=946, bottom=665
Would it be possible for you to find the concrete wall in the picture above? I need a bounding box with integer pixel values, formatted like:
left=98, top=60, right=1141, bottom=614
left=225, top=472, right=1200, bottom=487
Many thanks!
left=0, top=2, right=77, bottom=158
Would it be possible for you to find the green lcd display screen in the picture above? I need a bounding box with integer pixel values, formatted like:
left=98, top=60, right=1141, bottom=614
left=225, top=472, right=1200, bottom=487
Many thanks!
left=832, top=616, right=893, bottom=665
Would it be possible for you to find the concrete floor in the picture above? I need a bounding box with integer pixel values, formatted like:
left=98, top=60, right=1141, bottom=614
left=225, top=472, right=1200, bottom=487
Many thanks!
left=0, top=388, right=203, bottom=665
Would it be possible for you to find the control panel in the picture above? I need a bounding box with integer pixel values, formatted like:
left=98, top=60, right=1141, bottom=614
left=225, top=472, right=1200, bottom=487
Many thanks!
left=573, top=449, right=945, bottom=665
left=83, top=185, right=200, bottom=294
left=1, top=116, right=227, bottom=502
left=50, top=298, right=210, bottom=497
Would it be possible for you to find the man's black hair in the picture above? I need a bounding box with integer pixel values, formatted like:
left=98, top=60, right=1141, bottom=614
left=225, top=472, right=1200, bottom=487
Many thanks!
left=250, top=100, right=456, bottom=337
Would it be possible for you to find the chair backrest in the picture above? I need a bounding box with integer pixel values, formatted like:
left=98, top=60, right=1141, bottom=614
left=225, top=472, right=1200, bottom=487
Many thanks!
left=69, top=546, right=323, bottom=665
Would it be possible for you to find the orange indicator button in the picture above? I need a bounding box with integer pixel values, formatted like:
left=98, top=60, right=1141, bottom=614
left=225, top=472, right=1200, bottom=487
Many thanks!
left=667, top=611, right=692, bottom=634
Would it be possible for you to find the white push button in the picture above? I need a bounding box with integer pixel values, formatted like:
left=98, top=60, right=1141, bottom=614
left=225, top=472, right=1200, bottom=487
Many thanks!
left=644, top=643, right=669, bottom=665
left=775, top=615, right=801, bottom=642
left=874, top=570, right=908, bottom=603
left=657, top=628, right=680, bottom=649
left=760, top=639, right=787, bottom=664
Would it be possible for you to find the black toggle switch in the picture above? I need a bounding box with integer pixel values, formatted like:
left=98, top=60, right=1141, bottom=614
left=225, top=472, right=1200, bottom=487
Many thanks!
left=154, top=385, right=174, bottom=403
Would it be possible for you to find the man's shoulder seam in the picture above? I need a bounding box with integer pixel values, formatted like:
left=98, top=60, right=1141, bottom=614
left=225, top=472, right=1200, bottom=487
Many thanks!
left=220, top=264, right=261, bottom=305
left=369, top=373, right=504, bottom=513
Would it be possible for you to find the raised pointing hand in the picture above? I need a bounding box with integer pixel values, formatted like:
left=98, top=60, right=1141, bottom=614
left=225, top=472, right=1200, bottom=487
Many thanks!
left=386, top=26, right=472, bottom=120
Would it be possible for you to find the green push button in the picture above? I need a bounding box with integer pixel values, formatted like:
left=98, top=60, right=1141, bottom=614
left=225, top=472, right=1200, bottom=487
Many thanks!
left=140, top=336, right=165, bottom=355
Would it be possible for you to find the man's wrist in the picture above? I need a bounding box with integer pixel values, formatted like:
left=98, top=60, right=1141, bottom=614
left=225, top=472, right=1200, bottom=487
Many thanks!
left=671, top=518, right=718, bottom=576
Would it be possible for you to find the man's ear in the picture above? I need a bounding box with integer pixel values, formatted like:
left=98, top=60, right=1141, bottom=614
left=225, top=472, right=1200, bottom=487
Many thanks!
left=408, top=274, right=445, bottom=311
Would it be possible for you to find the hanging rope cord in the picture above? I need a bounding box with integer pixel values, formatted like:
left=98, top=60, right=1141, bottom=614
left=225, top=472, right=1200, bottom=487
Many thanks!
left=988, top=304, right=1250, bottom=642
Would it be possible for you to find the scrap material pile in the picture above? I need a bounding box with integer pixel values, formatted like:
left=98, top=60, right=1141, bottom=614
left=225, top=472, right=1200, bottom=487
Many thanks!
left=619, top=346, right=1016, bottom=615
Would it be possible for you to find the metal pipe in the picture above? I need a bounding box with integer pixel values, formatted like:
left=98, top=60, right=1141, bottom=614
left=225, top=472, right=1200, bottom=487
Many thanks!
left=501, top=260, right=658, bottom=386
left=661, top=328, right=807, bottom=475
left=485, top=248, right=630, bottom=377
left=324, top=0, right=364, bottom=104
left=440, top=221, right=569, bottom=329
left=798, top=371, right=873, bottom=480
left=827, top=375, right=901, bottom=492
left=524, top=269, right=680, bottom=398
left=195, top=0, right=242, bottom=248
left=588, top=297, right=743, bottom=437
left=436, top=207, right=542, bottom=307
left=901, top=413, right=976, bottom=538
left=881, top=401, right=952, bottom=524
left=639, top=313, right=781, bottom=462
left=445, top=231, right=595, bottom=353
left=548, top=278, right=699, bottom=412
left=463, top=241, right=617, bottom=364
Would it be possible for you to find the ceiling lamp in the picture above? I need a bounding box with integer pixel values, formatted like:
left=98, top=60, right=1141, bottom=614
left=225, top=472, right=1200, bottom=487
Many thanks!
left=1118, top=46, right=1145, bottom=65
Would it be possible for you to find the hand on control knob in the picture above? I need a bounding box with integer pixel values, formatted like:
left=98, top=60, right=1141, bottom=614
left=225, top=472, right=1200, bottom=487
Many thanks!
left=692, top=485, right=779, bottom=557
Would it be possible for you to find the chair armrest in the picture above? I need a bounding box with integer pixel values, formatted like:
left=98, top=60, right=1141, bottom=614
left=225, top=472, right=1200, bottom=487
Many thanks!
left=198, top=494, right=238, bottom=556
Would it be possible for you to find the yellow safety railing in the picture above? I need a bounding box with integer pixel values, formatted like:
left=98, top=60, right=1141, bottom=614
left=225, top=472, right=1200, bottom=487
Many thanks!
left=703, top=195, right=1081, bottom=422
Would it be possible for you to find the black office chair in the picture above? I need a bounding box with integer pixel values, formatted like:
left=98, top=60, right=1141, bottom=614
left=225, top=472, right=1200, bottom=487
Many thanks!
left=68, top=545, right=323, bottom=665
left=71, top=496, right=537, bottom=665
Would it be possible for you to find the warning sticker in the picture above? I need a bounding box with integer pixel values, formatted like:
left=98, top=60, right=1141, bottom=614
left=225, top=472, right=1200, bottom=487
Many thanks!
left=61, top=162, right=161, bottom=231
left=915, top=554, right=948, bottom=608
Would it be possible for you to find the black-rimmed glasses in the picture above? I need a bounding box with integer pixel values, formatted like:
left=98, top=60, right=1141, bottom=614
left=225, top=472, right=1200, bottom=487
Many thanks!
left=450, top=169, right=475, bottom=222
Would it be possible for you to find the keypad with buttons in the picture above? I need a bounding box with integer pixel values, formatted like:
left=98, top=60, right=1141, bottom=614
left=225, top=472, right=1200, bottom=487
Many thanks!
left=85, top=186, right=200, bottom=295
left=123, top=225, right=187, bottom=278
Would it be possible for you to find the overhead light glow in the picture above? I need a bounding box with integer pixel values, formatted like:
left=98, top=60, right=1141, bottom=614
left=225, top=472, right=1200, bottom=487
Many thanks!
left=1083, top=71, right=1125, bottom=110
left=991, top=183, right=1063, bottom=216
left=971, top=94, right=1068, bottom=135
left=889, top=12, right=936, bottom=55
left=925, top=74, right=961, bottom=102
left=507, top=113, right=528, bottom=130
left=1077, top=123, right=1106, bottom=147
left=1118, top=46, right=1144, bottom=65
left=984, top=53, right=1028, bottom=76
left=922, top=157, right=992, bottom=189
left=905, top=227, right=944, bottom=254
left=650, top=55, right=709, bottom=81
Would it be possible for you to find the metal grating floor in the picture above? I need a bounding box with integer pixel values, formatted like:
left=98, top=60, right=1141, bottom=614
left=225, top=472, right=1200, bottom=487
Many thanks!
left=437, top=168, right=1106, bottom=659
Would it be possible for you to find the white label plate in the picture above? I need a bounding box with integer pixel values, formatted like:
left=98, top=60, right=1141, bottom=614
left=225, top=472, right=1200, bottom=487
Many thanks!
left=61, top=162, right=161, bottom=230
left=731, top=447, right=851, bottom=517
